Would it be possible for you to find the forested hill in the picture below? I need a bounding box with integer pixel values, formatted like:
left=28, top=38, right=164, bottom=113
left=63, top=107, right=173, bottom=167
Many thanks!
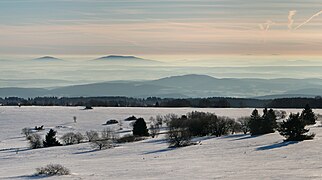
left=1, top=96, right=322, bottom=108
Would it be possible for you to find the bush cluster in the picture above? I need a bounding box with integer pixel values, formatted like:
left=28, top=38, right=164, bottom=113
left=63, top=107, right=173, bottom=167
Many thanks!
left=61, top=132, right=84, bottom=145
left=166, top=111, right=242, bottom=147
left=35, top=164, right=70, bottom=176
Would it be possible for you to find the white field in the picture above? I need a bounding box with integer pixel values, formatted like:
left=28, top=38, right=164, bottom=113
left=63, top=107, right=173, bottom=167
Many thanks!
left=1, top=106, right=322, bottom=179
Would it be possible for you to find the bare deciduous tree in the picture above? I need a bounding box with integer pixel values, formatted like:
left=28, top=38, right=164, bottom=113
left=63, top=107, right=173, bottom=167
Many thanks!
left=27, top=133, right=43, bottom=149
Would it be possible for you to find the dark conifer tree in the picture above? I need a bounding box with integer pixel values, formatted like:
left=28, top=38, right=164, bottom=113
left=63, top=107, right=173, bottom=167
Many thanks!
left=261, top=108, right=277, bottom=134
left=300, top=104, right=316, bottom=125
left=43, top=129, right=62, bottom=147
left=278, top=113, right=315, bottom=141
left=133, top=118, right=149, bottom=136
left=249, top=109, right=262, bottom=135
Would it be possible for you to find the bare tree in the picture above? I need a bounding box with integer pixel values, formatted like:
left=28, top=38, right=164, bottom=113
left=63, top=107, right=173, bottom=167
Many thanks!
left=237, top=116, right=250, bottom=134
left=86, top=130, right=99, bottom=142
left=61, top=132, right=84, bottom=145
left=149, top=124, right=160, bottom=138
left=167, top=116, right=191, bottom=147
left=27, top=133, right=43, bottom=149
left=91, top=128, right=116, bottom=150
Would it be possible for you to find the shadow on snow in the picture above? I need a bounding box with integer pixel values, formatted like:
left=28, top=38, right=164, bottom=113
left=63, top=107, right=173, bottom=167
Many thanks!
left=231, top=134, right=262, bottom=141
left=142, top=147, right=176, bottom=155
left=256, top=141, right=299, bottom=151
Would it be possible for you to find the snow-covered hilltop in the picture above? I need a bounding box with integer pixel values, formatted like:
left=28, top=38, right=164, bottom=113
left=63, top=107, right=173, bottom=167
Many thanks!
left=0, top=107, right=321, bottom=179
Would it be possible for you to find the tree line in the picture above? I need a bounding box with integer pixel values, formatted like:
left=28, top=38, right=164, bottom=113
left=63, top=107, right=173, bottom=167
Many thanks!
left=2, top=96, right=322, bottom=108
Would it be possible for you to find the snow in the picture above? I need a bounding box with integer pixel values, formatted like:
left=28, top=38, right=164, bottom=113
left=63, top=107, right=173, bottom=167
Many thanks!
left=1, top=106, right=322, bottom=179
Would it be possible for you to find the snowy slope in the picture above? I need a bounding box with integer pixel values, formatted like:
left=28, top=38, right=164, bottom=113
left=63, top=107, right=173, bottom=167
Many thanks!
left=1, top=107, right=322, bottom=179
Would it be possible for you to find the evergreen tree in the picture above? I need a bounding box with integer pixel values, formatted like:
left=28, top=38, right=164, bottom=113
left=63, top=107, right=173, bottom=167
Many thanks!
left=261, top=108, right=277, bottom=134
left=43, top=129, right=62, bottom=147
left=300, top=104, right=316, bottom=125
left=133, top=118, right=149, bottom=136
left=278, top=113, right=315, bottom=141
left=249, top=109, right=262, bottom=135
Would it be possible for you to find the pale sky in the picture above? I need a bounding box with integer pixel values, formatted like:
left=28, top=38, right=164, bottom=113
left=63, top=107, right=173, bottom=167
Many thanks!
left=0, top=0, right=321, bottom=59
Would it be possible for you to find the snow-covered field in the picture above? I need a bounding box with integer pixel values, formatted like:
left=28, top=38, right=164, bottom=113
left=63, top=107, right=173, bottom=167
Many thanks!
left=1, top=106, right=322, bottom=179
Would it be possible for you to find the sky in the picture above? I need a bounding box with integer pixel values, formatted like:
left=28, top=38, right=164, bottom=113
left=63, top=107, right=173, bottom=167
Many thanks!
left=0, top=0, right=321, bottom=60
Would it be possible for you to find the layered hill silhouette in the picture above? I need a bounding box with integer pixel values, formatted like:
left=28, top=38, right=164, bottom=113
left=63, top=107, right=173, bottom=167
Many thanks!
left=1, top=74, right=322, bottom=98
left=32, top=56, right=64, bottom=62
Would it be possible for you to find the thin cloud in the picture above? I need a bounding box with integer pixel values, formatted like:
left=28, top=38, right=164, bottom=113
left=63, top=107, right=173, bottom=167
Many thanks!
left=288, top=10, right=297, bottom=30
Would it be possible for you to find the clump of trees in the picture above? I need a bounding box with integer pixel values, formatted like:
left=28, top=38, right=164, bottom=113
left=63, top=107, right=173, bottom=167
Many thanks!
left=166, top=111, right=242, bottom=147
left=132, top=118, right=149, bottom=137
left=167, top=114, right=191, bottom=147
left=249, top=108, right=277, bottom=135
left=278, top=113, right=315, bottom=141
left=35, top=164, right=70, bottom=176
left=61, top=132, right=84, bottom=145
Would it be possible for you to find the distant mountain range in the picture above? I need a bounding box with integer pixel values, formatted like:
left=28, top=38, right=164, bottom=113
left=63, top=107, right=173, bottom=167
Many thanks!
left=30, top=55, right=163, bottom=65
left=1, top=74, right=322, bottom=98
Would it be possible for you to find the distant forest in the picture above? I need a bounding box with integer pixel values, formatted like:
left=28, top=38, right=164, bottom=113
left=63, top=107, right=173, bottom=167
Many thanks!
left=2, top=96, right=322, bottom=108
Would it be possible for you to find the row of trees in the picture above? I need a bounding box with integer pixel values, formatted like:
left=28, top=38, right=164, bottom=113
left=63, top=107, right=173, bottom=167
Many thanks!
left=26, top=129, right=62, bottom=149
left=25, top=116, right=153, bottom=150
left=247, top=104, right=316, bottom=141
left=164, top=105, right=317, bottom=147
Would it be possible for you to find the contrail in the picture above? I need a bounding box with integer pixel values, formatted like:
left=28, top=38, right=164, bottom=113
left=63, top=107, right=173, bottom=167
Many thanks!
left=288, top=10, right=297, bottom=30
left=295, top=10, right=322, bottom=30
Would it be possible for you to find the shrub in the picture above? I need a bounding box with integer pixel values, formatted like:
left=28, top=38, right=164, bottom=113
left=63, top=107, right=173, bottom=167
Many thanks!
left=133, top=118, right=149, bottom=136
left=105, top=119, right=119, bottom=125
left=117, top=134, right=144, bottom=143
left=86, top=130, right=99, bottom=142
left=278, top=113, right=315, bottom=141
left=22, top=127, right=33, bottom=137
left=43, top=129, right=62, bottom=147
left=124, top=115, right=137, bottom=121
left=27, top=133, right=43, bottom=149
left=35, top=164, right=70, bottom=176
left=35, top=125, right=44, bottom=131
left=61, top=132, right=84, bottom=145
